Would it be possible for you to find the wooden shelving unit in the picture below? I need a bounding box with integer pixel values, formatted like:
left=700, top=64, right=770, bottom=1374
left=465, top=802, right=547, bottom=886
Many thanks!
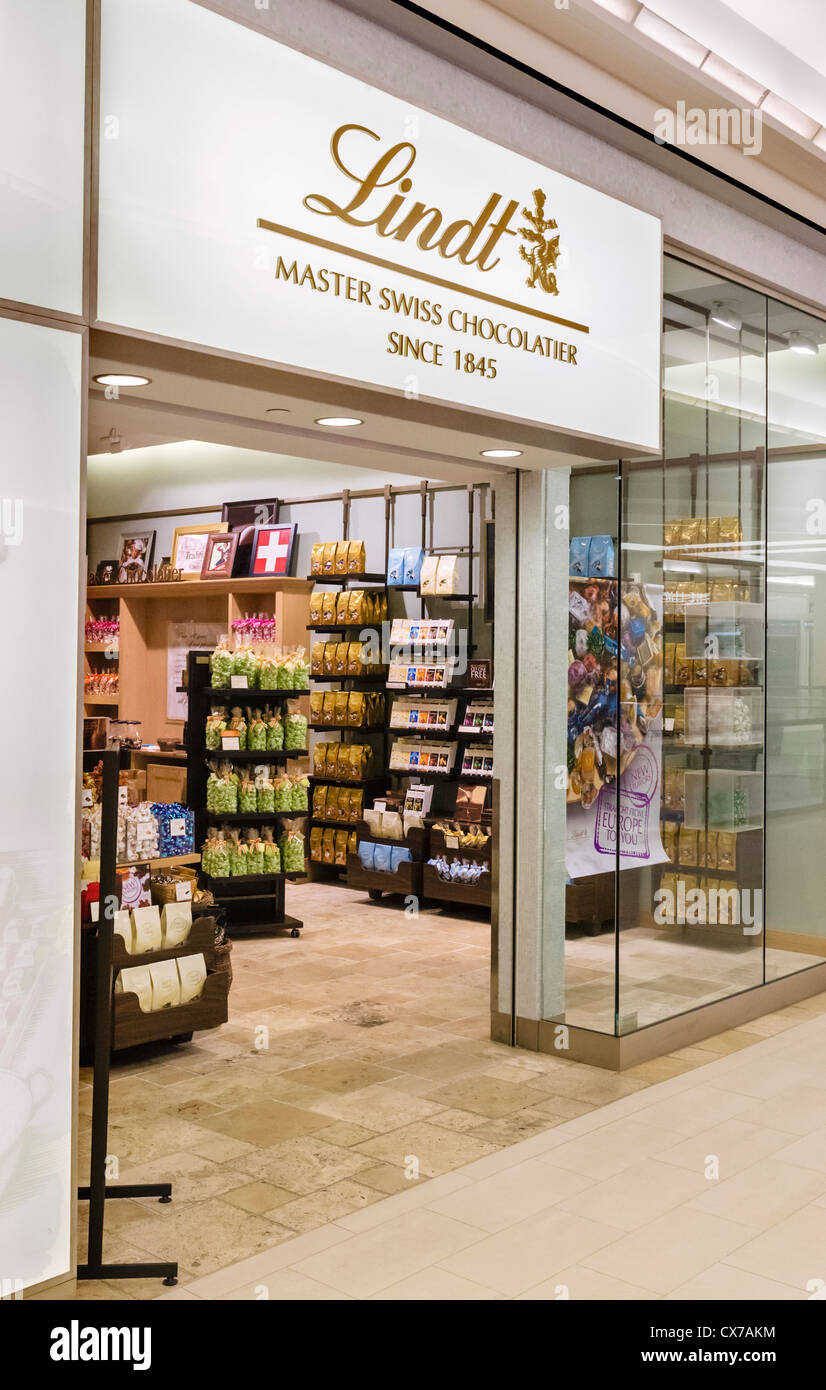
left=86, top=576, right=312, bottom=746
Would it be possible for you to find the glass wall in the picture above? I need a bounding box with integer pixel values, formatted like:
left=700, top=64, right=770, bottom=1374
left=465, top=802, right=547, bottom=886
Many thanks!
left=766, top=299, right=826, bottom=973
left=552, top=253, right=826, bottom=1038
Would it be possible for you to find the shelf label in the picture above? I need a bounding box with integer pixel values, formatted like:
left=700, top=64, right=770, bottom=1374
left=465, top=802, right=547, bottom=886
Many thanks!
left=445, top=834, right=459, bottom=849
left=175, top=881, right=192, bottom=901
left=222, top=735, right=240, bottom=750
left=170, top=818, right=186, bottom=837
left=230, top=675, right=249, bottom=689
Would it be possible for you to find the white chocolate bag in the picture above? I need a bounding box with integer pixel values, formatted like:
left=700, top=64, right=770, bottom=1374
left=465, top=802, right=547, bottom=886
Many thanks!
left=131, top=905, right=162, bottom=954
left=419, top=555, right=439, bottom=595
left=161, top=901, right=192, bottom=947
left=436, top=555, right=458, bottom=594
left=113, top=909, right=134, bottom=953
left=177, top=953, right=207, bottom=1004
left=148, top=959, right=181, bottom=1011
left=116, top=965, right=153, bottom=1013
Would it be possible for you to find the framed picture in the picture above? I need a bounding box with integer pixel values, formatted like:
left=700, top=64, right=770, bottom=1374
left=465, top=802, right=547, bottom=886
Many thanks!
left=95, top=559, right=118, bottom=586
left=116, top=530, right=155, bottom=583
left=171, top=523, right=228, bottom=579
left=248, top=523, right=297, bottom=578
left=221, top=498, right=280, bottom=531
left=222, top=499, right=281, bottom=576
left=200, top=531, right=239, bottom=579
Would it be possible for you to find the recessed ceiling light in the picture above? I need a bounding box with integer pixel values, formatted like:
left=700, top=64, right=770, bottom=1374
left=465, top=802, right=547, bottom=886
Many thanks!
left=265, top=407, right=289, bottom=415
left=480, top=448, right=522, bottom=459
left=315, top=416, right=363, bottom=427
left=93, top=373, right=151, bottom=387
left=787, top=331, right=819, bottom=356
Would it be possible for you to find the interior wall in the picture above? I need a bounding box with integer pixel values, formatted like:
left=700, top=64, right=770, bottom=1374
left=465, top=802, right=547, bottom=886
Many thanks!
left=86, top=447, right=495, bottom=661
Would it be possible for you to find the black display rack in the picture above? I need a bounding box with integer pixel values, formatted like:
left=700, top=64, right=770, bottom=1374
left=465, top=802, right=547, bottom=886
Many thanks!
left=186, top=651, right=306, bottom=937
left=77, top=749, right=178, bottom=1287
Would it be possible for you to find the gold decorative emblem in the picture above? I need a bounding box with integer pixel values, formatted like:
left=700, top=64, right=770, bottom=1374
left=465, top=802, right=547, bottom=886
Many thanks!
left=519, top=189, right=560, bottom=296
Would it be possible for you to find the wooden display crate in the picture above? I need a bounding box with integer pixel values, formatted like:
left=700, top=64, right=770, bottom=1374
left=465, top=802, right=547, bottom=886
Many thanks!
left=565, top=873, right=615, bottom=935
left=345, top=852, right=422, bottom=900
left=421, top=861, right=491, bottom=908
left=113, top=969, right=229, bottom=1049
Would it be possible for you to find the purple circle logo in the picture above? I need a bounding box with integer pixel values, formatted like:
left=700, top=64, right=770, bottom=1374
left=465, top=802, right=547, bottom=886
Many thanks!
left=622, top=745, right=658, bottom=804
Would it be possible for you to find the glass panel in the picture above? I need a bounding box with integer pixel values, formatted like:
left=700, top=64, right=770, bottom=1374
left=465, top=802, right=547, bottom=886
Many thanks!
left=562, top=464, right=620, bottom=1033
left=617, top=257, right=767, bottom=1031
left=765, top=299, right=826, bottom=977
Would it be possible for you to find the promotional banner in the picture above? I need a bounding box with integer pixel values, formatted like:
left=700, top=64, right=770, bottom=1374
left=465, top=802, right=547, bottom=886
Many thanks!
left=98, top=0, right=662, bottom=452
left=566, top=576, right=668, bottom=879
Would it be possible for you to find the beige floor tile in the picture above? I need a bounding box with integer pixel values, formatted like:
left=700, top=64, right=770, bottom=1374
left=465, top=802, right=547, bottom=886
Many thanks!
left=710, top=1056, right=815, bottom=1100
left=583, top=1208, right=756, bottom=1295
left=123, top=1198, right=293, bottom=1278
left=687, top=1157, right=826, bottom=1228
left=780, top=1127, right=826, bottom=1175
left=439, top=1209, right=623, bottom=1297
left=629, top=1084, right=753, bottom=1136
left=188, top=1135, right=259, bottom=1165
left=665, top=1263, right=807, bottom=1300
left=469, top=1109, right=570, bottom=1146
left=221, top=1181, right=297, bottom=1215
left=724, top=1203, right=826, bottom=1290
left=738, top=1086, right=826, bottom=1137
left=278, top=1057, right=402, bottom=1093
left=232, top=1134, right=375, bottom=1194
left=356, top=1163, right=426, bottom=1196
left=313, top=1121, right=378, bottom=1148
left=220, top=1269, right=352, bottom=1300
left=272, top=1180, right=385, bottom=1233
left=427, top=1155, right=594, bottom=1233
left=423, top=1074, right=555, bottom=1119
left=293, top=1208, right=482, bottom=1297
left=374, top=1267, right=504, bottom=1300
left=539, top=1115, right=685, bottom=1181
left=103, top=1115, right=220, bottom=1167
left=184, top=1223, right=353, bottom=1297
left=196, top=1099, right=331, bottom=1147
left=354, top=1120, right=498, bottom=1176
left=427, top=1107, right=490, bottom=1133
left=520, top=1264, right=659, bottom=1301
left=557, top=1156, right=710, bottom=1231
left=307, top=1084, right=444, bottom=1133
left=657, top=1117, right=797, bottom=1181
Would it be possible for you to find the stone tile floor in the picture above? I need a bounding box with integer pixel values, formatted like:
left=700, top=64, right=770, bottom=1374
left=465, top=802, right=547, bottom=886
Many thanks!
left=69, top=882, right=826, bottom=1300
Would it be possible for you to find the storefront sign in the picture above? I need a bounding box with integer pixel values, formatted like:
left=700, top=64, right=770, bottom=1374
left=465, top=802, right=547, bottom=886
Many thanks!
left=98, top=0, right=662, bottom=452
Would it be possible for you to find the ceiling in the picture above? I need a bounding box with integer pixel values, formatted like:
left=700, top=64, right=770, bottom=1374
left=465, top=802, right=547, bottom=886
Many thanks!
left=87, top=329, right=595, bottom=485
left=370, top=0, right=826, bottom=234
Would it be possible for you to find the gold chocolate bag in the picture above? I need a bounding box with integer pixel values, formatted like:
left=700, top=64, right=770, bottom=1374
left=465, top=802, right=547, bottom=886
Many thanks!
left=310, top=543, right=325, bottom=576
left=347, top=540, right=366, bottom=573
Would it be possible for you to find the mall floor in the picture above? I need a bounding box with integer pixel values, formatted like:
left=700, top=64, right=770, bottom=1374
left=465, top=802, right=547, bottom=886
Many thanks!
left=161, top=995, right=826, bottom=1301
left=71, top=882, right=826, bottom=1300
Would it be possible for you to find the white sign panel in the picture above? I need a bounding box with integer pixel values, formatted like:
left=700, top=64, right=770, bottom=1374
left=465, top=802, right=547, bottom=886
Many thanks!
left=0, top=0, right=86, bottom=315
left=0, top=315, right=82, bottom=1292
left=98, top=0, right=661, bottom=452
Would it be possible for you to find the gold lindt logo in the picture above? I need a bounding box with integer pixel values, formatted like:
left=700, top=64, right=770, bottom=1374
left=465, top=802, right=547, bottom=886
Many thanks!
left=303, top=123, right=561, bottom=292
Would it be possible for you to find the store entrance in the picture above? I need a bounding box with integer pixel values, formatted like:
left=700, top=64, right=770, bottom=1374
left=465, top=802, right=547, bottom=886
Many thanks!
left=79, top=332, right=522, bottom=1266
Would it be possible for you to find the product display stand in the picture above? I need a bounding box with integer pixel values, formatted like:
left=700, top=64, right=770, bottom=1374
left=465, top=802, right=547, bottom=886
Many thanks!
left=77, top=749, right=178, bottom=1287
left=187, top=651, right=306, bottom=937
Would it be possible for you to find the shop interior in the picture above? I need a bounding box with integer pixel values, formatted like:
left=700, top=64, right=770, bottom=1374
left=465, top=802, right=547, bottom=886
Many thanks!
left=559, top=254, right=826, bottom=1038
left=77, top=330, right=535, bottom=1275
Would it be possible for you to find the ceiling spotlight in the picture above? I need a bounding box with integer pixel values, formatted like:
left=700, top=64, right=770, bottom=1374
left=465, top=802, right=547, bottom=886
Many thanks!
left=315, top=416, right=363, bottom=427
left=94, top=373, right=151, bottom=387
left=265, top=407, right=290, bottom=415
left=480, top=448, right=522, bottom=459
left=709, top=302, right=742, bottom=332
left=787, top=331, right=819, bottom=356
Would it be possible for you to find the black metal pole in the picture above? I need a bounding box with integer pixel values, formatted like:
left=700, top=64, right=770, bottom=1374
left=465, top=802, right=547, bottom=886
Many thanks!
left=85, top=748, right=119, bottom=1271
